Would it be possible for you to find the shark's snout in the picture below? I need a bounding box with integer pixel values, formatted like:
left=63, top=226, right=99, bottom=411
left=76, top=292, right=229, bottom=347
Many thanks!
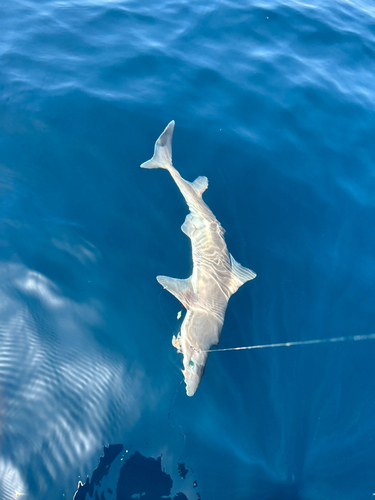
left=184, top=368, right=201, bottom=397
left=186, top=382, right=199, bottom=397
left=182, top=347, right=207, bottom=396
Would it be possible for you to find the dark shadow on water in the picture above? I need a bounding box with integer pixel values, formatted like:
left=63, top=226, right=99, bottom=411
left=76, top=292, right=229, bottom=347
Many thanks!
left=74, top=445, right=195, bottom=500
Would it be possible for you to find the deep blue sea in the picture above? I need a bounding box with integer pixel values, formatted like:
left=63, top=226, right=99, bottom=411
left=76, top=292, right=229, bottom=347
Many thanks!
left=1, top=0, right=375, bottom=499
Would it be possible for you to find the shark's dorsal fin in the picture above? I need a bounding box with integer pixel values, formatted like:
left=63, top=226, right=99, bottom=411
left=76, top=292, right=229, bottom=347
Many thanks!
left=156, top=275, right=195, bottom=308
left=230, top=254, right=257, bottom=286
left=190, top=176, right=208, bottom=196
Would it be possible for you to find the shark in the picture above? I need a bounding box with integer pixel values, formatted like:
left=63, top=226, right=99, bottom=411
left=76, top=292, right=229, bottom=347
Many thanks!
left=141, top=121, right=256, bottom=396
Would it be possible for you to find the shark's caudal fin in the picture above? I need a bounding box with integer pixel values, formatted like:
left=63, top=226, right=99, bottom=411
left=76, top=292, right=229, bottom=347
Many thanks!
left=140, top=120, right=175, bottom=170
left=230, top=254, right=256, bottom=286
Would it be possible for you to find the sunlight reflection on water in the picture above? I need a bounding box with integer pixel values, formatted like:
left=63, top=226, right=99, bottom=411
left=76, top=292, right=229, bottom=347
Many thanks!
left=0, top=263, right=144, bottom=498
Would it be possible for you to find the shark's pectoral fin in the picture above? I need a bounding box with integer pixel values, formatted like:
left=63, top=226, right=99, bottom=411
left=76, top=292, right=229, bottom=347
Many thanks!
left=156, top=275, right=195, bottom=308
left=230, top=254, right=256, bottom=286
left=190, top=176, right=208, bottom=196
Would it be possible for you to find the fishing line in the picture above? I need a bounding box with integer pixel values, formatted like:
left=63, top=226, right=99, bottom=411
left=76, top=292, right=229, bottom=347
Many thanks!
left=158, top=289, right=176, bottom=336
left=201, top=333, right=375, bottom=353
left=167, top=378, right=186, bottom=462
left=162, top=300, right=375, bottom=354
left=160, top=295, right=186, bottom=458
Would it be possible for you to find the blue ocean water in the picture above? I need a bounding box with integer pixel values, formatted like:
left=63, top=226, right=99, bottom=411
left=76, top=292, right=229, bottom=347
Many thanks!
left=1, top=0, right=375, bottom=498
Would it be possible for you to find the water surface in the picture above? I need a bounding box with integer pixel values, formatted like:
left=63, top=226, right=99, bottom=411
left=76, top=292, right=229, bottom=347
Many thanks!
left=1, top=0, right=375, bottom=498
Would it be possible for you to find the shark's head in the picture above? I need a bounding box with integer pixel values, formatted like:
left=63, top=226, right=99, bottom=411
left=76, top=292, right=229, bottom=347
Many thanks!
left=178, top=310, right=219, bottom=396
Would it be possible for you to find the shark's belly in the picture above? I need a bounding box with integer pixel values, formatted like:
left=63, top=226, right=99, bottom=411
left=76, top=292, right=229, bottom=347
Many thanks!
left=192, top=267, right=231, bottom=321
left=183, top=211, right=240, bottom=322
left=189, top=220, right=233, bottom=318
left=190, top=217, right=232, bottom=287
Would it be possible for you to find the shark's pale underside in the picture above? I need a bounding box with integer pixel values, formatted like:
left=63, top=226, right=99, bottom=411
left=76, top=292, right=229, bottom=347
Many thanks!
left=141, top=121, right=256, bottom=396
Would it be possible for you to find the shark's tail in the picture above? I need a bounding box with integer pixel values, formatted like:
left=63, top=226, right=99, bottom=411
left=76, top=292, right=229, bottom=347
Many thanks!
left=140, top=120, right=175, bottom=170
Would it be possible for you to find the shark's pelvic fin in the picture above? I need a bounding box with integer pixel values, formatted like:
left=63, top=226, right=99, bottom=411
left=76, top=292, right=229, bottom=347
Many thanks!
left=181, top=214, right=194, bottom=237
left=230, top=254, right=257, bottom=286
left=190, top=176, right=208, bottom=196
left=140, top=120, right=175, bottom=170
left=156, top=275, right=195, bottom=308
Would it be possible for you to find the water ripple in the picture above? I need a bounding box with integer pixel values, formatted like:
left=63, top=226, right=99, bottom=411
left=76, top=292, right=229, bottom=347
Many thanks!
left=0, top=263, right=144, bottom=499
left=1, top=0, right=373, bottom=116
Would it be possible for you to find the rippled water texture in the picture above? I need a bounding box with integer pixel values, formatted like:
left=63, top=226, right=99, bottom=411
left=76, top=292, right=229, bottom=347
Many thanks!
left=0, top=0, right=375, bottom=499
